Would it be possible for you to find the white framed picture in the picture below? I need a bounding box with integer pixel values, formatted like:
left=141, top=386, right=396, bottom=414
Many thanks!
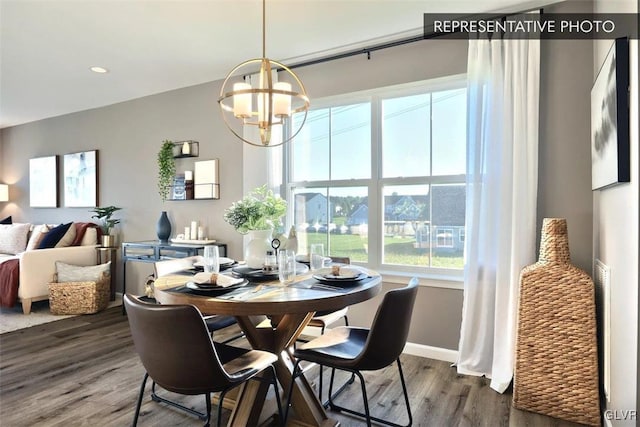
left=29, top=156, right=58, bottom=208
left=63, top=150, right=98, bottom=207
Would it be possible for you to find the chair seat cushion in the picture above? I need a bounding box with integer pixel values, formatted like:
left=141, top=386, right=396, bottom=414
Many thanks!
left=204, top=315, right=237, bottom=332
left=215, top=342, right=278, bottom=381
left=308, top=307, right=348, bottom=327
left=295, top=326, right=368, bottom=368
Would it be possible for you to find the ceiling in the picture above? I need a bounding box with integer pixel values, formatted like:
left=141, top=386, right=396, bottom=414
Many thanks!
left=0, top=0, right=553, bottom=129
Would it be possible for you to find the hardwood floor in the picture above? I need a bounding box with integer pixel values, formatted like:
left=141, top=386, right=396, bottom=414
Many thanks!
left=0, top=306, right=587, bottom=427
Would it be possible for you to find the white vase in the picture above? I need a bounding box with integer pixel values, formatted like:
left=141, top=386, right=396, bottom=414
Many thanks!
left=245, top=229, right=273, bottom=269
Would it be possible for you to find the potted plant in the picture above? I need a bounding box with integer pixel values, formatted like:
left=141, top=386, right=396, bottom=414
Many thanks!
left=224, top=185, right=287, bottom=268
left=90, top=205, right=122, bottom=247
left=157, top=140, right=176, bottom=203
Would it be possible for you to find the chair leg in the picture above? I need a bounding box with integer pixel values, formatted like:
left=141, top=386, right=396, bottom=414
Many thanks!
left=132, top=373, right=149, bottom=427
left=150, top=380, right=208, bottom=420
left=397, top=358, right=413, bottom=427
left=284, top=359, right=303, bottom=425
left=317, top=324, right=326, bottom=402
left=269, top=365, right=284, bottom=426
left=326, top=365, right=412, bottom=427
left=217, top=389, right=229, bottom=427
left=205, top=392, right=212, bottom=427
left=318, top=315, right=354, bottom=407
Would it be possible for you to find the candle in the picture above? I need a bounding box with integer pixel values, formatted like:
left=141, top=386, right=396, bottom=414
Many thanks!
left=182, top=141, right=191, bottom=155
left=184, top=226, right=191, bottom=240
left=190, top=221, right=198, bottom=241
left=184, top=170, right=193, bottom=181
left=273, top=82, right=292, bottom=117
left=197, top=226, right=205, bottom=240
left=233, top=82, right=252, bottom=118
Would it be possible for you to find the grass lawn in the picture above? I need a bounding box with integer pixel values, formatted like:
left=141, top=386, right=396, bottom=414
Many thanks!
left=300, top=232, right=464, bottom=269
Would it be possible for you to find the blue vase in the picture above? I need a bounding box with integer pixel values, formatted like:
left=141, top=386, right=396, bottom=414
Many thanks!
left=156, top=211, right=171, bottom=243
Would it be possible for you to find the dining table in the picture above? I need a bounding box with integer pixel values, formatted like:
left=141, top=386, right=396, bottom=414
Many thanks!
left=153, top=264, right=382, bottom=427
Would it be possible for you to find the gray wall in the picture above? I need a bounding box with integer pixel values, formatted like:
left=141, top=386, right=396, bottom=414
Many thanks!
left=592, top=0, right=639, bottom=421
left=0, top=6, right=597, bottom=353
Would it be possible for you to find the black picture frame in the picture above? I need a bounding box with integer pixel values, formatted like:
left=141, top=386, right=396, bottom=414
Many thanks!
left=591, top=37, right=630, bottom=191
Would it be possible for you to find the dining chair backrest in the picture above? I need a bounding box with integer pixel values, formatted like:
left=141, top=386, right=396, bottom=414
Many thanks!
left=124, top=294, right=231, bottom=394
left=355, top=278, right=419, bottom=371
left=154, top=255, right=203, bottom=277
left=329, top=256, right=351, bottom=264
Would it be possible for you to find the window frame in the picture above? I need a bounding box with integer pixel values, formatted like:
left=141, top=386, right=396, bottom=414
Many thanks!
left=283, top=74, right=467, bottom=283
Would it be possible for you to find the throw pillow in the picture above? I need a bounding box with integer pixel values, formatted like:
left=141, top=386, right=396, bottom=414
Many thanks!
left=0, top=223, right=31, bottom=255
left=26, top=224, right=51, bottom=251
left=0, top=216, right=12, bottom=224
left=54, top=222, right=76, bottom=248
left=80, top=227, right=98, bottom=246
left=38, top=222, right=73, bottom=249
left=55, top=261, right=111, bottom=283
left=71, top=222, right=99, bottom=246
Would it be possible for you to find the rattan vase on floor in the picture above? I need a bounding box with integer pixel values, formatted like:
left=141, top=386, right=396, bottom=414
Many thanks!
left=513, top=218, right=601, bottom=426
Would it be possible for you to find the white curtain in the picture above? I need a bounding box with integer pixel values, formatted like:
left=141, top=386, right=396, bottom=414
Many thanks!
left=456, top=34, right=540, bottom=393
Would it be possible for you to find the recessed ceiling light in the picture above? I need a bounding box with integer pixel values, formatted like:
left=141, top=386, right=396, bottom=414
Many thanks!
left=90, top=66, right=109, bottom=74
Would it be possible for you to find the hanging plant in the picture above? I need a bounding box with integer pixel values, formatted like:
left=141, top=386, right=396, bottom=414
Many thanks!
left=157, top=140, right=176, bottom=202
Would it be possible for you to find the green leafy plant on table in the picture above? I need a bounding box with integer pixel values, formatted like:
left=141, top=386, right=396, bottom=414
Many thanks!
left=90, top=205, right=122, bottom=235
left=223, top=185, right=287, bottom=234
left=157, top=140, right=176, bottom=202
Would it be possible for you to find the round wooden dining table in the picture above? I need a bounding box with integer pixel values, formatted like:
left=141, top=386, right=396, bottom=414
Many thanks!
left=153, top=268, right=382, bottom=427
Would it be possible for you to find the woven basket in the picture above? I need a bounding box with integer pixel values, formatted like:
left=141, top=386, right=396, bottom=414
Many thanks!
left=513, top=218, right=600, bottom=426
left=49, top=272, right=110, bottom=315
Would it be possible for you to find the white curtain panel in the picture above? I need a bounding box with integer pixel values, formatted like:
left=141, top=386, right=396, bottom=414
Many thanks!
left=456, top=35, right=540, bottom=393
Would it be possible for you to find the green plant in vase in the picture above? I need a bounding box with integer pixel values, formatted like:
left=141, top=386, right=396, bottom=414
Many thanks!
left=157, top=140, right=176, bottom=202
left=224, top=185, right=287, bottom=268
left=90, top=205, right=122, bottom=247
left=223, top=185, right=287, bottom=234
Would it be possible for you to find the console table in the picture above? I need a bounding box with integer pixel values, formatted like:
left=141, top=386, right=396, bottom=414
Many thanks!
left=121, top=240, right=227, bottom=313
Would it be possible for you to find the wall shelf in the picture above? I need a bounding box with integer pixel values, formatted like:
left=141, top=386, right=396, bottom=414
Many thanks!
left=172, top=140, right=199, bottom=158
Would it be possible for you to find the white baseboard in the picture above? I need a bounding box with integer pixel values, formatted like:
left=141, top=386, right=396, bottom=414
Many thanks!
left=403, top=342, right=458, bottom=363
left=301, top=326, right=458, bottom=363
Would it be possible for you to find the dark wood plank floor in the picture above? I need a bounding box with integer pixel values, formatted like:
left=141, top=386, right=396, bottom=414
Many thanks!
left=0, top=307, right=587, bottom=427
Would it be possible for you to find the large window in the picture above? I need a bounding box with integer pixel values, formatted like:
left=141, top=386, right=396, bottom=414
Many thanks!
left=286, top=76, right=467, bottom=276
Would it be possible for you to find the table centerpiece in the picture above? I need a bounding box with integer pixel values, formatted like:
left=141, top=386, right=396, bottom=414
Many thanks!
left=223, top=185, right=287, bottom=268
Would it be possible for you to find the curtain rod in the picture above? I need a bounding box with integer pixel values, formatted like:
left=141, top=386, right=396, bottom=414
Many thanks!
left=283, top=7, right=542, bottom=71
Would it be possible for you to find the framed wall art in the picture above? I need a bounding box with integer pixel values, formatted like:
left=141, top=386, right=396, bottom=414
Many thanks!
left=194, top=159, right=220, bottom=199
left=29, top=155, right=59, bottom=208
left=63, top=150, right=98, bottom=207
left=591, top=37, right=630, bottom=191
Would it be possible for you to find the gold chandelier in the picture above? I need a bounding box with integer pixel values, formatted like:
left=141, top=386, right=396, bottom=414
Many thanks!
left=218, top=0, right=310, bottom=147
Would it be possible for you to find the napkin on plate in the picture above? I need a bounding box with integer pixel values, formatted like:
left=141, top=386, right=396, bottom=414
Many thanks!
left=314, top=266, right=363, bottom=279
left=192, top=272, right=243, bottom=287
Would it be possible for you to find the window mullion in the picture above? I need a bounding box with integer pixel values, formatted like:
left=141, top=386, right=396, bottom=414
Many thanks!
left=369, top=95, right=381, bottom=270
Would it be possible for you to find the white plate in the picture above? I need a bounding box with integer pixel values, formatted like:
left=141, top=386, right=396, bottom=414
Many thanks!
left=186, top=279, right=248, bottom=293
left=194, top=257, right=234, bottom=267
left=313, top=266, right=361, bottom=279
left=192, top=272, right=244, bottom=287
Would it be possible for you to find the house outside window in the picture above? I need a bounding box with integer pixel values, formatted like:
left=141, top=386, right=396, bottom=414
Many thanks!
left=284, top=75, right=467, bottom=278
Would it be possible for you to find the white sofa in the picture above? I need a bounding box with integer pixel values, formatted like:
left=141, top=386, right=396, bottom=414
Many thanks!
left=0, top=223, right=98, bottom=314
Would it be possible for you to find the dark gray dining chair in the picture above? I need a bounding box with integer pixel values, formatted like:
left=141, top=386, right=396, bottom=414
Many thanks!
left=124, top=294, right=283, bottom=427
left=285, top=278, right=419, bottom=427
left=153, top=256, right=244, bottom=344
